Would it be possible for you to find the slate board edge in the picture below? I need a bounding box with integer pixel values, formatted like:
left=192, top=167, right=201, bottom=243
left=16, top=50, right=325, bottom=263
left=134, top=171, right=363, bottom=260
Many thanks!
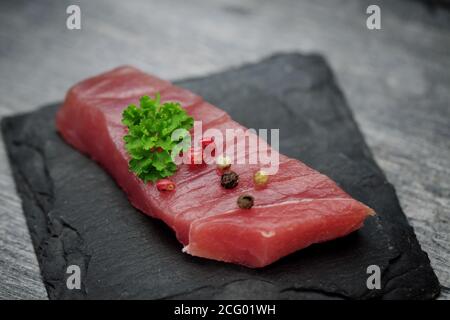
left=177, top=53, right=441, bottom=299
left=0, top=53, right=441, bottom=299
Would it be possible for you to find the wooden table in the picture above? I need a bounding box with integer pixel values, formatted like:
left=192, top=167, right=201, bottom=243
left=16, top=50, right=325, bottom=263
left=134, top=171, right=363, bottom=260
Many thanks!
left=0, top=0, right=448, bottom=299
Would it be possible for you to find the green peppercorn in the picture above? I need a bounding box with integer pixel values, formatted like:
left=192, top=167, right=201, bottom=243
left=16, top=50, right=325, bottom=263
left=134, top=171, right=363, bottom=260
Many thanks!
left=237, top=194, right=254, bottom=209
left=254, top=170, right=269, bottom=187
left=221, top=171, right=239, bottom=189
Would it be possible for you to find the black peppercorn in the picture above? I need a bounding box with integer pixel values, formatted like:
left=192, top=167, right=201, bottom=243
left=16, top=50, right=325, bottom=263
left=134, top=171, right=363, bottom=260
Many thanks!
left=221, top=171, right=239, bottom=189
left=237, top=194, right=254, bottom=209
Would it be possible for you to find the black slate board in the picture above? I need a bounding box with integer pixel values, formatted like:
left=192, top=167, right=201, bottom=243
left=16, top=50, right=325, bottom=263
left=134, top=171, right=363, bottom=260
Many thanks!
left=1, top=53, right=440, bottom=300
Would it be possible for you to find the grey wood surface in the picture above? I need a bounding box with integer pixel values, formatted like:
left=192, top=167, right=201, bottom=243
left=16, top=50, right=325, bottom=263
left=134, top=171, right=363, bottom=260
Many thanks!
left=0, top=0, right=449, bottom=300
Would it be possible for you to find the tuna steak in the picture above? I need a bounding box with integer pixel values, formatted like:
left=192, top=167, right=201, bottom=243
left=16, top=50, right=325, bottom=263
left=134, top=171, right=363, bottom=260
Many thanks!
left=56, top=66, right=374, bottom=268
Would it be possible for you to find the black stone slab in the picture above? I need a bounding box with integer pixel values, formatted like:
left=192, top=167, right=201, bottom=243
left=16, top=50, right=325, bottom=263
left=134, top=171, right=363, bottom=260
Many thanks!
left=1, top=53, right=440, bottom=299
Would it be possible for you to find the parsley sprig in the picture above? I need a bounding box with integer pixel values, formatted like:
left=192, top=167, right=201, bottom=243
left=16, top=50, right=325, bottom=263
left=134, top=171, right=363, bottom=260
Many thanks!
left=122, top=93, right=193, bottom=183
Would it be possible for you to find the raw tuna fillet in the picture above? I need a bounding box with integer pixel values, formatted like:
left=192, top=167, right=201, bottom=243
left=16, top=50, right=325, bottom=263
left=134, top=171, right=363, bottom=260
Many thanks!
left=56, top=66, right=374, bottom=268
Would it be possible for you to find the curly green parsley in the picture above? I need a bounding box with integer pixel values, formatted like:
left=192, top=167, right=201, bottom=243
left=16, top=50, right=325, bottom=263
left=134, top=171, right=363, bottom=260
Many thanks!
left=122, top=93, right=193, bottom=183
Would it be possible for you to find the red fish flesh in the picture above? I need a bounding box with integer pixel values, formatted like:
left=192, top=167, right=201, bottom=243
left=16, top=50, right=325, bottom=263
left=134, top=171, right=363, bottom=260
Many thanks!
left=56, top=66, right=374, bottom=268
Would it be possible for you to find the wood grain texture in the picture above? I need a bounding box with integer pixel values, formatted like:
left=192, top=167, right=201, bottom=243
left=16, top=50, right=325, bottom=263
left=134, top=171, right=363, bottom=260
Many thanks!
left=0, top=0, right=449, bottom=299
left=3, top=55, right=440, bottom=299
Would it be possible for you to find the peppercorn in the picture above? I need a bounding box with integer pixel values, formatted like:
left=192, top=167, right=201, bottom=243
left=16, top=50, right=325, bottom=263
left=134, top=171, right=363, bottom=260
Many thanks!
left=254, top=170, right=269, bottom=187
left=200, top=137, right=215, bottom=149
left=189, top=147, right=203, bottom=167
left=216, top=155, right=232, bottom=170
left=221, top=171, right=239, bottom=189
left=156, top=179, right=176, bottom=191
left=202, top=140, right=216, bottom=158
left=237, top=194, right=254, bottom=209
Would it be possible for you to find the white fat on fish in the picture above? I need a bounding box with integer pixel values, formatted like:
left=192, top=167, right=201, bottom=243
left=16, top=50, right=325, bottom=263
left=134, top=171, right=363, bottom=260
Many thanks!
left=260, top=230, right=276, bottom=238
